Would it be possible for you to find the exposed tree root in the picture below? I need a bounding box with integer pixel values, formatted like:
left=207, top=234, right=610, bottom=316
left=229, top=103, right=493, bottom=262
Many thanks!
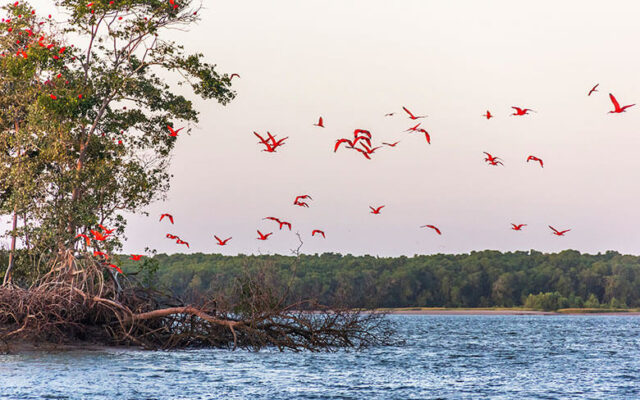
left=0, top=251, right=393, bottom=351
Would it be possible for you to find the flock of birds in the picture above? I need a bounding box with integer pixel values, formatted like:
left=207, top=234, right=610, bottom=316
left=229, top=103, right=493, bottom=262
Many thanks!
left=4, top=2, right=635, bottom=269
left=155, top=83, right=634, bottom=258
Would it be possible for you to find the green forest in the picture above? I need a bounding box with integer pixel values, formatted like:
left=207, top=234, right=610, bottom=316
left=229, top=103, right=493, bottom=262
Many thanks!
left=109, top=249, right=640, bottom=310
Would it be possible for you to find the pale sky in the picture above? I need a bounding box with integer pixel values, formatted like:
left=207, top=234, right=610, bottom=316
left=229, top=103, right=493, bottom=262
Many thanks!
left=12, top=0, right=640, bottom=256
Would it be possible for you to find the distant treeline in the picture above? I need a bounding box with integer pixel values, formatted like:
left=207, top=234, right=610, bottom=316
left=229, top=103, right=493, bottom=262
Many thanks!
left=116, top=250, right=640, bottom=310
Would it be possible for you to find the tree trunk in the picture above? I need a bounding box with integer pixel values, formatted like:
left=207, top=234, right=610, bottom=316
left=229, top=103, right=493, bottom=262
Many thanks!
left=3, top=207, right=18, bottom=286
left=3, top=121, right=20, bottom=286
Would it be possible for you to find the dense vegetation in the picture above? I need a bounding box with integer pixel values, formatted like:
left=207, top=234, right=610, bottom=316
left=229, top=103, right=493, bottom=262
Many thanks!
left=119, top=250, right=640, bottom=310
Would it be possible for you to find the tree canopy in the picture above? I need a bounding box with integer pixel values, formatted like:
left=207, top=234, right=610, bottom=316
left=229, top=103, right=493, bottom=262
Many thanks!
left=0, top=0, right=235, bottom=265
left=122, top=250, right=640, bottom=310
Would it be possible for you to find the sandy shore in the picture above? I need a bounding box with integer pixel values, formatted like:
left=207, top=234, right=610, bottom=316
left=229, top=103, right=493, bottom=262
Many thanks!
left=376, top=308, right=640, bottom=316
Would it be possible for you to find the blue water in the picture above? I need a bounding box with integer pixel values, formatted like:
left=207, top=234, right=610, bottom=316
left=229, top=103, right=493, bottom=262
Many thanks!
left=1, top=315, right=639, bottom=399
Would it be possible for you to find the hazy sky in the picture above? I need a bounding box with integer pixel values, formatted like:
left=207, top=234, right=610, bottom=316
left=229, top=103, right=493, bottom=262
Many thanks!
left=15, top=1, right=640, bottom=256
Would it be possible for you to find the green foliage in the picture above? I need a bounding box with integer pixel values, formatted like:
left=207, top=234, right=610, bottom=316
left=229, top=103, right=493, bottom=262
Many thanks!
left=584, top=294, right=601, bottom=308
left=523, top=292, right=570, bottom=311
left=116, top=250, right=640, bottom=308
left=0, top=0, right=235, bottom=264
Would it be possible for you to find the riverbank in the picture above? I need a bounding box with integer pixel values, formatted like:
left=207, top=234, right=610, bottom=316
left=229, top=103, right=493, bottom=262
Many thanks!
left=375, top=307, right=640, bottom=316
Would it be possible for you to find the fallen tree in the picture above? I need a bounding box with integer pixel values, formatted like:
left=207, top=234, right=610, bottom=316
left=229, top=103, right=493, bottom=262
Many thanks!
left=0, top=249, right=394, bottom=351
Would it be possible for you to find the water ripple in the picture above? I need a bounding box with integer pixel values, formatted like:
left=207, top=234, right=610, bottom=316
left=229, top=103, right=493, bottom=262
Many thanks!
left=1, top=315, right=639, bottom=399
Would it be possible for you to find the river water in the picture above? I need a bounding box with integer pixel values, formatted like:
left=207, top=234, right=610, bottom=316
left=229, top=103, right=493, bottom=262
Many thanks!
left=1, top=315, right=639, bottom=399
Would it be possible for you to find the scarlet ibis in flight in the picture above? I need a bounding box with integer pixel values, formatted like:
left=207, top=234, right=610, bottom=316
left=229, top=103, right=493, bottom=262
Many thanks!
left=511, top=224, right=527, bottom=231
left=108, top=264, right=123, bottom=274
left=608, top=93, right=635, bottom=114
left=370, top=205, right=385, bottom=214
left=167, top=125, right=184, bottom=137
left=421, top=225, right=442, bottom=235
left=511, top=107, right=535, bottom=116
left=402, top=106, right=427, bottom=120
left=312, top=230, right=325, bottom=238
left=257, top=230, right=272, bottom=240
left=294, top=195, right=312, bottom=206
left=483, top=152, right=503, bottom=166
left=93, top=251, right=109, bottom=259
left=405, top=123, right=421, bottom=132
left=314, top=117, right=324, bottom=127
left=214, top=235, right=232, bottom=246
left=549, top=226, right=571, bottom=236
left=527, top=155, right=544, bottom=168
left=160, top=213, right=174, bottom=224
left=90, top=230, right=109, bottom=241
left=588, top=83, right=599, bottom=96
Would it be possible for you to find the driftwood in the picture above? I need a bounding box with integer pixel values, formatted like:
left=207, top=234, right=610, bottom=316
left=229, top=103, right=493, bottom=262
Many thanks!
left=0, top=250, right=393, bottom=351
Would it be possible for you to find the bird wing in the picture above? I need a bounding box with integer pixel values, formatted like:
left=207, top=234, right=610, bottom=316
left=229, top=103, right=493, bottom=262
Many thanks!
left=253, top=131, right=269, bottom=145
left=354, top=129, right=371, bottom=138
left=402, top=106, right=415, bottom=118
left=334, top=138, right=352, bottom=152
left=609, top=93, right=621, bottom=111
left=548, top=226, right=559, bottom=233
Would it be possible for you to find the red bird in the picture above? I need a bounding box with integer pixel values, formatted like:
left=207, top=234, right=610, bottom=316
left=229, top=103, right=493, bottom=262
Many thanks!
left=98, top=224, right=115, bottom=235
left=264, top=217, right=292, bottom=230
left=76, top=234, right=91, bottom=246
left=230, top=73, right=240, bottom=80
left=254, top=131, right=287, bottom=152
left=588, top=83, right=599, bottom=96
left=93, top=251, right=109, bottom=259
left=483, top=152, right=503, bottom=166
left=382, top=141, right=400, bottom=147
left=405, top=123, right=422, bottom=132
left=549, top=226, right=571, bottom=236
left=511, top=224, right=527, bottom=231
left=129, top=254, right=143, bottom=261
left=160, top=213, right=174, bottom=224
left=294, top=195, right=312, bottom=205
left=166, top=233, right=178, bottom=239
left=311, top=229, right=325, bottom=238
left=385, top=112, right=395, bottom=117
left=313, top=117, right=324, bottom=128
left=90, top=230, right=109, bottom=241
left=402, top=106, right=427, bottom=120
left=415, top=128, right=431, bottom=144
left=370, top=205, right=385, bottom=214
left=334, top=138, right=354, bottom=152
left=278, top=220, right=292, bottom=230
left=167, top=125, right=184, bottom=137
left=527, top=155, right=544, bottom=168
left=511, top=107, right=535, bottom=116
left=176, top=239, right=190, bottom=248
left=257, top=230, right=272, bottom=241
left=108, top=264, right=123, bottom=274
left=49, top=94, right=57, bottom=100
left=483, top=110, right=493, bottom=119
left=421, top=225, right=442, bottom=235
left=214, top=235, right=232, bottom=246
left=353, top=129, right=372, bottom=138
left=608, top=93, right=635, bottom=114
